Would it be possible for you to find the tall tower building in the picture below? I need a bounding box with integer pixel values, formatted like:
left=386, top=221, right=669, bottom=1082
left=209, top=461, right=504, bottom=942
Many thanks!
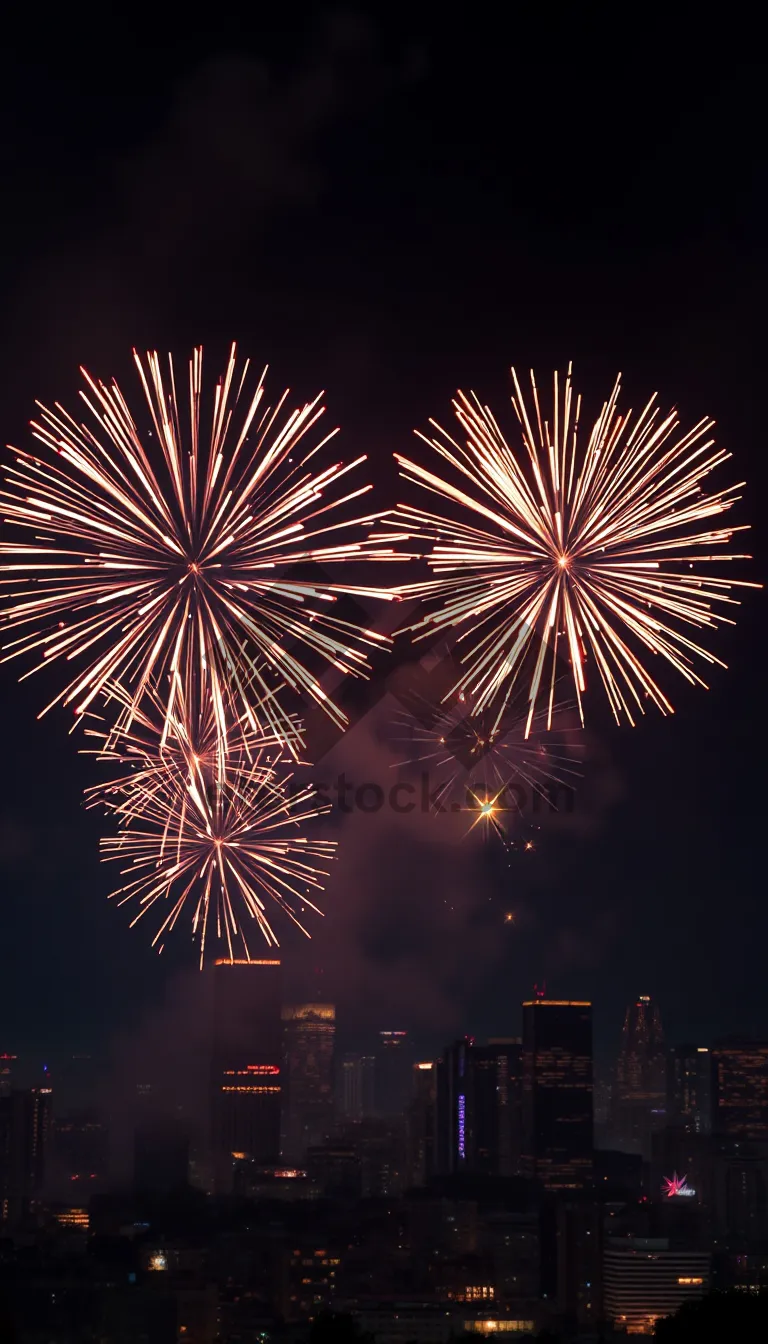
left=614, top=994, right=666, bottom=1158
left=434, top=1037, right=520, bottom=1177
left=339, top=1054, right=376, bottom=1121
left=281, top=1002, right=335, bottom=1160
left=376, top=1031, right=413, bottom=1115
left=406, top=1061, right=437, bottom=1186
left=209, top=959, right=282, bottom=1189
left=0, top=1055, right=16, bottom=1099
left=667, top=1045, right=712, bottom=1135
left=435, top=1038, right=473, bottom=1176
left=711, top=1039, right=768, bottom=1139
left=0, top=1086, right=53, bottom=1225
left=488, top=1038, right=523, bottom=1177
left=521, top=999, right=593, bottom=1190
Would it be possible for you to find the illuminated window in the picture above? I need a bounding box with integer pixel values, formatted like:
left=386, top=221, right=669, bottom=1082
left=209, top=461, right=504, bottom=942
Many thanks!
left=678, top=1276, right=703, bottom=1285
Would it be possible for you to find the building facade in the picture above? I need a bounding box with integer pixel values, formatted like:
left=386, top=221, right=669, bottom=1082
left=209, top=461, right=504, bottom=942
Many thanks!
left=0, top=1086, right=52, bottom=1224
left=614, top=995, right=666, bottom=1159
left=406, top=1061, right=437, bottom=1187
left=521, top=1000, right=593, bottom=1190
left=603, top=1239, right=710, bottom=1335
left=711, top=1039, right=768, bottom=1139
left=281, top=1002, right=335, bottom=1161
left=667, top=1044, right=712, bottom=1135
left=209, top=959, right=282, bottom=1188
left=340, top=1054, right=376, bottom=1121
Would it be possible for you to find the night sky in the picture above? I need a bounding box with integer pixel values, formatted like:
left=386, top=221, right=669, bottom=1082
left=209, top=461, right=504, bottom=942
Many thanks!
left=1, top=9, right=766, bottom=1071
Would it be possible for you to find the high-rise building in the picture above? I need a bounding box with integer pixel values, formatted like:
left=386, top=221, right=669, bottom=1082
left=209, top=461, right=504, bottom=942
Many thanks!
left=521, top=999, right=593, bottom=1190
left=488, top=1038, right=522, bottom=1177
left=667, top=1045, right=712, bottom=1135
left=711, top=1039, right=768, bottom=1139
left=435, top=1039, right=474, bottom=1175
left=614, top=995, right=666, bottom=1158
left=603, top=1238, right=710, bottom=1334
left=406, top=1061, right=437, bottom=1186
left=209, top=959, right=282, bottom=1188
left=0, top=1054, right=16, bottom=1099
left=376, top=1030, right=413, bottom=1115
left=52, top=1109, right=109, bottom=1192
left=281, top=1002, right=335, bottom=1160
left=710, top=1136, right=768, bottom=1248
left=556, top=1201, right=603, bottom=1327
left=435, top=1037, right=521, bottom=1177
left=0, top=1086, right=53, bottom=1224
left=339, top=1054, right=376, bottom=1121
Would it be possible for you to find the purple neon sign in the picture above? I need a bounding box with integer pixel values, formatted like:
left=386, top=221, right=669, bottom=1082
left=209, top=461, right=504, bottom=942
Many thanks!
left=457, top=1094, right=466, bottom=1160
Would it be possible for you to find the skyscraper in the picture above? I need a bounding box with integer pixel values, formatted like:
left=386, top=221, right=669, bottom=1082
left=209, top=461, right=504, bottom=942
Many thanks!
left=406, top=1061, right=437, bottom=1186
left=376, top=1030, right=413, bottom=1115
left=711, top=1039, right=768, bottom=1138
left=521, top=999, right=593, bottom=1190
left=435, top=1039, right=472, bottom=1176
left=614, top=995, right=666, bottom=1158
left=52, top=1110, right=108, bottom=1192
left=488, top=1038, right=523, bottom=1177
left=209, top=959, right=282, bottom=1188
left=667, top=1045, right=712, bottom=1135
left=339, top=1054, right=376, bottom=1121
left=0, top=1086, right=52, bottom=1225
left=281, top=1002, right=335, bottom=1160
left=0, top=1055, right=16, bottom=1099
left=434, top=1037, right=519, bottom=1177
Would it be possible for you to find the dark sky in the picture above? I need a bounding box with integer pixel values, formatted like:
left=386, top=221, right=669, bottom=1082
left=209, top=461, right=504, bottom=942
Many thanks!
left=0, top=8, right=766, bottom=1070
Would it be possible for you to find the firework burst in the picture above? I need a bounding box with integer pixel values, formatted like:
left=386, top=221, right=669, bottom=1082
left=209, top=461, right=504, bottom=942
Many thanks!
left=394, top=365, right=759, bottom=731
left=0, top=345, right=402, bottom=750
left=91, top=722, right=335, bottom=967
left=82, top=671, right=294, bottom=817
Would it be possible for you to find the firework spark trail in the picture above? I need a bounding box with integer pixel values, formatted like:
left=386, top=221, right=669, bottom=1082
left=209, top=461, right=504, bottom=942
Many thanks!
left=91, top=712, right=335, bottom=967
left=0, top=345, right=410, bottom=750
left=392, top=364, right=759, bottom=731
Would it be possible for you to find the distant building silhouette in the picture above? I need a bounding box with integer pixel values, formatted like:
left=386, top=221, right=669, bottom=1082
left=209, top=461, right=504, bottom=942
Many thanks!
left=339, top=1053, right=376, bottom=1121
left=0, top=1086, right=52, bottom=1225
left=435, top=1037, right=523, bottom=1178
left=614, top=994, right=666, bottom=1159
left=281, top=1002, right=335, bottom=1160
left=711, top=1038, right=768, bottom=1139
left=376, top=1030, right=413, bottom=1115
left=0, top=1054, right=16, bottom=1099
left=52, top=1109, right=108, bottom=1195
left=667, top=1044, right=712, bottom=1135
left=406, top=1061, right=437, bottom=1186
